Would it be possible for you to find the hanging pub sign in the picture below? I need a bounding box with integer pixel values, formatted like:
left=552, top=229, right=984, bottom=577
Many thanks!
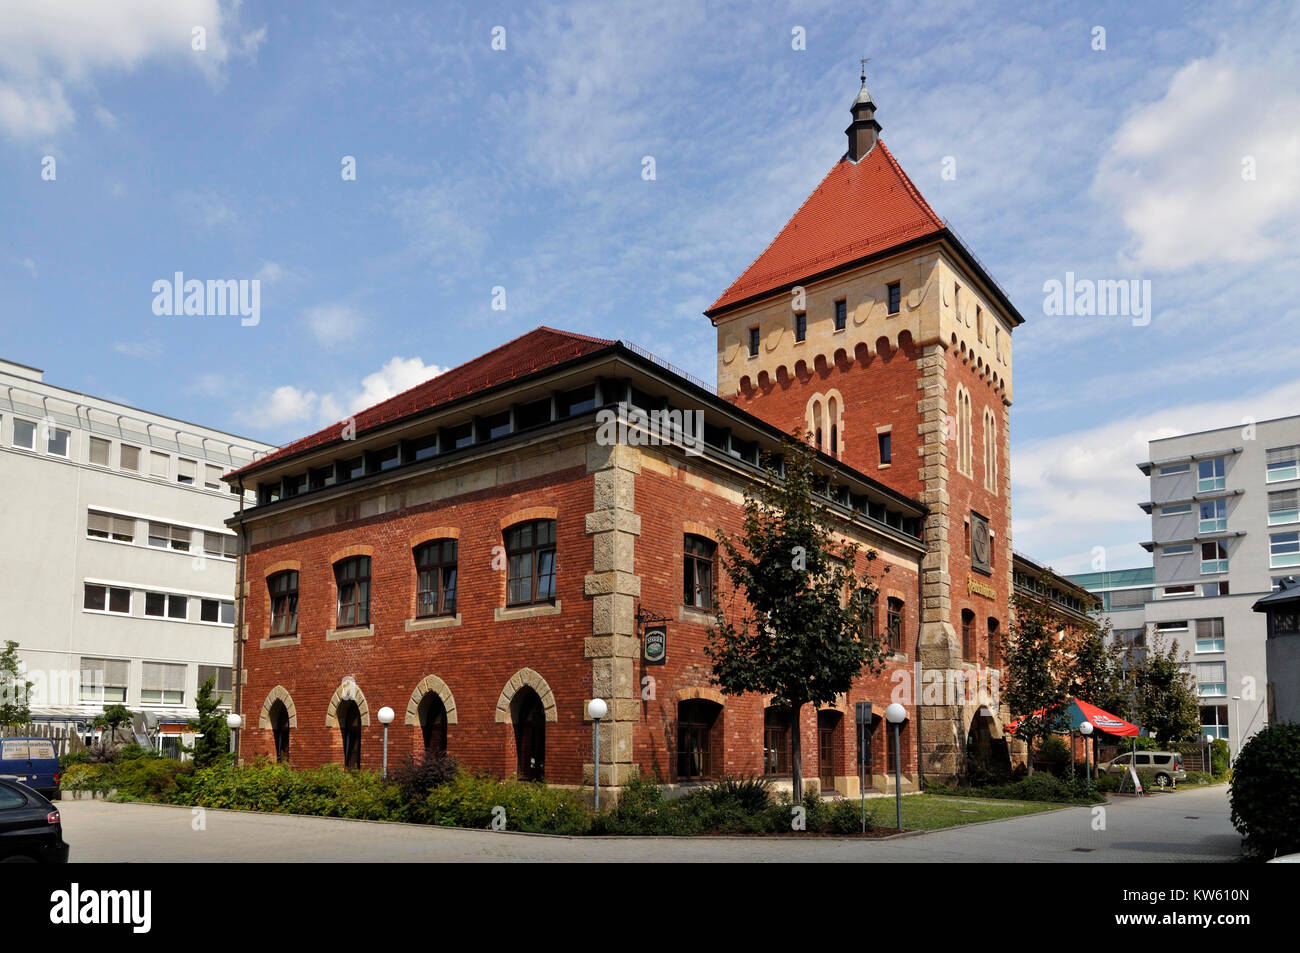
left=643, top=624, right=667, bottom=665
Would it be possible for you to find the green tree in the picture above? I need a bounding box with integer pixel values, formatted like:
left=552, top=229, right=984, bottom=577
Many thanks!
left=1001, top=595, right=1072, bottom=774
left=1068, top=619, right=1128, bottom=716
left=189, top=676, right=230, bottom=768
left=0, top=640, right=32, bottom=727
left=706, top=436, right=886, bottom=799
left=1130, top=630, right=1200, bottom=743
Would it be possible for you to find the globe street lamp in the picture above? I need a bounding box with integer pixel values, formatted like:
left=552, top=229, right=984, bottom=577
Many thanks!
left=1079, top=721, right=1093, bottom=781
left=588, top=698, right=608, bottom=810
left=377, top=706, right=395, bottom=779
left=885, top=703, right=906, bottom=832
left=225, top=713, right=242, bottom=758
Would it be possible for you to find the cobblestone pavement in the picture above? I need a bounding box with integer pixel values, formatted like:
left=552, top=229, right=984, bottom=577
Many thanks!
left=60, top=784, right=1239, bottom=862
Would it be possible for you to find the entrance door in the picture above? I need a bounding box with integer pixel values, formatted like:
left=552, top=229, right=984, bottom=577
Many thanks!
left=513, top=688, right=546, bottom=781
left=337, top=700, right=361, bottom=769
left=818, top=710, right=840, bottom=793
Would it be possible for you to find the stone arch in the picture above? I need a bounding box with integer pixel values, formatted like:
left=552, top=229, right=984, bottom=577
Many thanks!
left=676, top=686, right=726, bottom=705
left=405, top=674, right=459, bottom=726
left=259, top=685, right=299, bottom=729
left=494, top=668, right=558, bottom=723
left=324, top=676, right=370, bottom=727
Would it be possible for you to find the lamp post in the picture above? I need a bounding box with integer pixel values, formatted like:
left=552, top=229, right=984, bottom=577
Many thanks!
left=377, top=707, right=395, bottom=779
left=1231, top=695, right=1241, bottom=763
left=1079, top=721, right=1093, bottom=781
left=225, top=713, right=242, bottom=759
left=588, top=698, right=608, bottom=810
left=885, top=703, right=906, bottom=832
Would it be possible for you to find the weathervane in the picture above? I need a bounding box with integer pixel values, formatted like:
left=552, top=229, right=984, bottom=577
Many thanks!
left=860, top=56, right=869, bottom=85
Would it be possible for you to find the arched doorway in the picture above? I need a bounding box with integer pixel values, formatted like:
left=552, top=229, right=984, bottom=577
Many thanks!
left=269, top=700, right=291, bottom=763
left=337, top=699, right=362, bottom=769
left=817, top=709, right=843, bottom=793
left=512, top=687, right=546, bottom=781
left=966, top=710, right=1010, bottom=780
left=419, top=693, right=448, bottom=756
left=676, top=699, right=721, bottom=781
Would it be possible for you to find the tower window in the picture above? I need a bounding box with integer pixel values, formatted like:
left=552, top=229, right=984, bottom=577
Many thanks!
left=834, top=299, right=847, bottom=331
left=878, top=432, right=892, bottom=464
left=748, top=326, right=760, bottom=357
left=887, top=282, right=901, bottom=315
left=794, top=312, right=806, bottom=342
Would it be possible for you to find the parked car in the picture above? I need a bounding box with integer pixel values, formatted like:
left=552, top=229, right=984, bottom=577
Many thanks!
left=1097, top=751, right=1188, bottom=789
left=0, top=737, right=61, bottom=800
left=0, top=779, right=69, bottom=863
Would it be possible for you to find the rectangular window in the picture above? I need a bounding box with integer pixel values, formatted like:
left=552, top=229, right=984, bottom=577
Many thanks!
left=1160, top=503, right=1192, bottom=516
left=1196, top=662, right=1227, bottom=698
left=878, top=432, right=892, bottom=464
left=89, top=436, right=111, bottom=466
left=87, top=511, right=134, bottom=542
left=197, top=665, right=233, bottom=707
left=1155, top=620, right=1189, bottom=639
left=1200, top=541, right=1228, bottom=574
left=505, top=520, right=557, bottom=607
left=1200, top=704, right=1229, bottom=740
left=1162, top=584, right=1196, bottom=598
left=1158, top=463, right=1190, bottom=475
left=886, top=597, right=904, bottom=653
left=1197, top=457, right=1225, bottom=491
left=887, top=282, right=901, bottom=315
left=415, top=539, right=459, bottom=618
left=1108, top=588, right=1150, bottom=608
left=204, top=464, right=223, bottom=490
left=199, top=599, right=234, bottom=624
left=149, top=451, right=169, bottom=479
left=1162, top=544, right=1193, bottom=557
left=141, top=661, right=186, bottom=706
left=268, top=571, right=299, bottom=637
left=794, top=312, right=807, bottom=342
left=1202, top=581, right=1230, bottom=596
left=1267, top=445, right=1300, bottom=483
left=177, top=458, right=197, bottom=485
left=1199, top=498, right=1227, bottom=533
left=11, top=417, right=36, bottom=450
left=683, top=535, right=716, bottom=610
left=1195, top=618, right=1225, bottom=653
left=834, top=299, right=847, bottom=331
left=748, top=327, right=760, bottom=357
left=119, top=444, right=141, bottom=472
left=46, top=427, right=69, bottom=457
left=1268, top=490, right=1299, bottom=526
left=203, top=532, right=238, bottom=559
left=84, top=584, right=131, bottom=615
left=1270, top=532, right=1300, bottom=568
left=145, top=592, right=187, bottom=620
left=79, top=657, right=129, bottom=704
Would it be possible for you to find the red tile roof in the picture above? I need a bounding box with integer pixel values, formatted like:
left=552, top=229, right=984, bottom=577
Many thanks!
left=706, top=140, right=945, bottom=315
left=229, top=326, right=615, bottom=479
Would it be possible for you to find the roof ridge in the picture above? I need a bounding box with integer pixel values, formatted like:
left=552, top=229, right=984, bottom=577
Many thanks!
left=874, top=140, right=944, bottom=229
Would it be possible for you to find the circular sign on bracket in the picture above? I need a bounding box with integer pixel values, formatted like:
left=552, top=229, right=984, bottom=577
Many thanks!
left=643, top=625, right=667, bottom=665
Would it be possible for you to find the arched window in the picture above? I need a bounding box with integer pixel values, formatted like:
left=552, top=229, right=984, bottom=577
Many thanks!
left=983, top=408, right=998, bottom=492
left=763, top=707, right=792, bottom=776
left=419, top=693, right=448, bottom=755
left=955, top=386, right=972, bottom=477
left=961, top=609, right=975, bottom=661
left=505, top=519, right=556, bottom=607
left=988, top=618, right=1001, bottom=667
left=337, top=699, right=361, bottom=769
left=415, top=539, right=458, bottom=617
left=334, top=557, right=370, bottom=628
left=269, top=700, right=291, bottom=762
left=683, top=534, right=716, bottom=610
left=268, top=571, right=298, bottom=637
left=887, top=597, right=905, bottom=653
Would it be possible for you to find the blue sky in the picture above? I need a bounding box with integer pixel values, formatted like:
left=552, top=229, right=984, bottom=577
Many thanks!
left=2, top=0, right=1298, bottom=574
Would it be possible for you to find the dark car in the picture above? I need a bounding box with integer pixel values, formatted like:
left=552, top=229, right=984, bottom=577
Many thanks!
left=0, top=737, right=61, bottom=800
left=0, top=779, right=69, bottom=863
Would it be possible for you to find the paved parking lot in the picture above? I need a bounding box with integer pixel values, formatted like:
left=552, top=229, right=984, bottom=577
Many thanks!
left=60, top=783, right=1239, bottom=862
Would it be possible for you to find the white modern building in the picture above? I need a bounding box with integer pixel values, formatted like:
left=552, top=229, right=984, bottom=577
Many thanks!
left=0, top=358, right=273, bottom=737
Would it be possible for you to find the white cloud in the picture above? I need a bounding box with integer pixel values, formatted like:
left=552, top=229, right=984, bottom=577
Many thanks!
left=15, top=256, right=37, bottom=277
left=261, top=385, right=319, bottom=428
left=0, top=0, right=264, bottom=138
left=174, top=188, right=237, bottom=229
left=301, top=303, right=367, bottom=348
left=113, top=340, right=162, bottom=359
left=255, top=261, right=285, bottom=283
left=1094, top=41, right=1300, bottom=271
left=92, top=104, right=118, bottom=131
left=317, top=356, right=448, bottom=424
left=1013, top=378, right=1300, bottom=574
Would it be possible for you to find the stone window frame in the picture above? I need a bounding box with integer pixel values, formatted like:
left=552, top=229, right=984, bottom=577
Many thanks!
left=326, top=545, right=375, bottom=640
left=405, top=527, right=463, bottom=632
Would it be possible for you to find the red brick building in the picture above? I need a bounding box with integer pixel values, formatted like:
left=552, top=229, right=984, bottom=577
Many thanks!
left=225, top=77, right=1024, bottom=792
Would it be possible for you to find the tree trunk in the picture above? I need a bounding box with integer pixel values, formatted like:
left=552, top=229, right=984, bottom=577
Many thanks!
left=791, top=701, right=803, bottom=802
left=1026, top=736, right=1035, bottom=775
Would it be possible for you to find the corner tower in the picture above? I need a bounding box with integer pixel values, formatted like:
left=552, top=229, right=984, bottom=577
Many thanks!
left=704, top=74, right=1026, bottom=781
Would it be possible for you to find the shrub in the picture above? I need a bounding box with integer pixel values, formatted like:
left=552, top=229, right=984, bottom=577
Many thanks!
left=705, top=775, right=771, bottom=814
left=824, top=798, right=870, bottom=834
left=1210, top=739, right=1231, bottom=778
left=390, top=752, right=459, bottom=819
left=1093, top=772, right=1119, bottom=793
left=1035, top=737, right=1071, bottom=777
left=166, top=761, right=404, bottom=821
left=1230, top=722, right=1300, bottom=859
left=422, top=771, right=591, bottom=835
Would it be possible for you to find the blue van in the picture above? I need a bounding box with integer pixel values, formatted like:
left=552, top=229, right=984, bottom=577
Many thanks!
left=0, top=738, right=61, bottom=800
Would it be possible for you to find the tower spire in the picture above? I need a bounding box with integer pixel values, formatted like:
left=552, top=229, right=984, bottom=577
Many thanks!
left=845, top=59, right=882, bottom=161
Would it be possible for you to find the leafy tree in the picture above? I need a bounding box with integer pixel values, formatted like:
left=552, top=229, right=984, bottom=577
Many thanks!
left=189, top=676, right=230, bottom=768
left=1001, top=595, right=1072, bottom=774
left=0, top=640, right=32, bottom=727
left=1068, top=619, right=1129, bottom=716
left=1130, top=630, right=1200, bottom=743
left=706, top=436, right=886, bottom=799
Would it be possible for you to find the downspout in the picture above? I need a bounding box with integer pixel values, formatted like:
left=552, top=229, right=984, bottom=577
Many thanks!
left=915, top=550, right=924, bottom=789
left=233, top=477, right=248, bottom=762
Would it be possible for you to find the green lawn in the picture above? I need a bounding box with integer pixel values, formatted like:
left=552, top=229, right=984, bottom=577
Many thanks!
left=878, top=794, right=1069, bottom=831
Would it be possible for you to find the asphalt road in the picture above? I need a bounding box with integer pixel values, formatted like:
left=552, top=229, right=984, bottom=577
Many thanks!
left=59, top=784, right=1240, bottom=862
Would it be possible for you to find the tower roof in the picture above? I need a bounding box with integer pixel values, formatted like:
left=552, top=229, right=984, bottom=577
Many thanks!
left=706, top=141, right=946, bottom=316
